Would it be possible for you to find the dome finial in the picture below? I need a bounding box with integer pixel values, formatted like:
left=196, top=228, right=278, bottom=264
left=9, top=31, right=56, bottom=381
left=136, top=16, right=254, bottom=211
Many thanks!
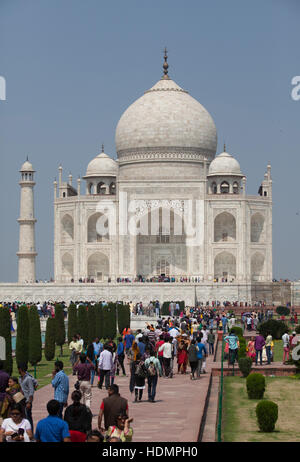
left=162, top=47, right=170, bottom=80
left=224, top=142, right=226, bottom=152
left=101, top=144, right=104, bottom=153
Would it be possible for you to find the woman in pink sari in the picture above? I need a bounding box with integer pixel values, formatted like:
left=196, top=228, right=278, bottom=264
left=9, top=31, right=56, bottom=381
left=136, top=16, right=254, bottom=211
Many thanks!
left=247, top=337, right=256, bottom=361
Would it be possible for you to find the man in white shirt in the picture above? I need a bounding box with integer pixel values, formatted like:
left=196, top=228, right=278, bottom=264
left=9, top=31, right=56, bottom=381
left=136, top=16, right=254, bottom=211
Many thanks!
left=158, top=338, right=173, bottom=378
left=98, top=346, right=113, bottom=390
left=169, top=326, right=180, bottom=338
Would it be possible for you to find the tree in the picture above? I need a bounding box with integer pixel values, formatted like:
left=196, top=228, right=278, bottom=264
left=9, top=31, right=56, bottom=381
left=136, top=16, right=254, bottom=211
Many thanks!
left=0, top=307, right=13, bottom=375
left=77, top=305, right=88, bottom=347
left=87, top=304, right=96, bottom=344
left=44, top=317, right=56, bottom=361
left=54, top=304, right=66, bottom=356
left=102, top=303, right=116, bottom=339
left=28, top=305, right=42, bottom=368
left=117, top=303, right=130, bottom=335
left=67, top=303, right=78, bottom=344
left=95, top=303, right=103, bottom=340
left=15, top=305, right=29, bottom=367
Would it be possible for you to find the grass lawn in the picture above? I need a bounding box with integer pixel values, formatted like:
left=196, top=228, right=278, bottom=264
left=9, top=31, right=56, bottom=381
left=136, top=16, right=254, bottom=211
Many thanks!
left=12, top=344, right=72, bottom=389
left=222, top=376, right=300, bottom=442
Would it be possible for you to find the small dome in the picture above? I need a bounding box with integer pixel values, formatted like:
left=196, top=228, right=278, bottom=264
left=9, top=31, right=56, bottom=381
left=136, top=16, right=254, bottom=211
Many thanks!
left=20, top=160, right=34, bottom=172
left=84, top=152, right=118, bottom=178
left=208, top=151, right=243, bottom=176
left=115, top=77, right=217, bottom=161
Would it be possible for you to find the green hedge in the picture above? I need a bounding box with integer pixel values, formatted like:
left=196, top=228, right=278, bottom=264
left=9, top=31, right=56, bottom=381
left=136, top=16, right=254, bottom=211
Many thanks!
left=16, top=305, right=29, bottom=367
left=77, top=305, right=89, bottom=347
left=246, top=373, right=266, bottom=399
left=44, top=317, right=56, bottom=361
left=117, top=303, right=130, bottom=335
left=67, top=303, right=78, bottom=344
left=258, top=319, right=289, bottom=340
left=0, top=307, right=13, bottom=375
left=55, top=304, right=66, bottom=355
left=95, top=304, right=104, bottom=340
left=102, top=303, right=117, bottom=339
left=276, top=306, right=290, bottom=316
left=87, top=305, right=97, bottom=345
left=256, top=400, right=278, bottom=432
left=28, top=305, right=42, bottom=366
left=238, top=357, right=252, bottom=377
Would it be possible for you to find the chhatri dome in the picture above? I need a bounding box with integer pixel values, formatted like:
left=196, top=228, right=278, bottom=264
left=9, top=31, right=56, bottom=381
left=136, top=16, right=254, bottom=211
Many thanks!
left=208, top=147, right=243, bottom=177
left=115, top=49, right=217, bottom=161
left=84, top=145, right=118, bottom=178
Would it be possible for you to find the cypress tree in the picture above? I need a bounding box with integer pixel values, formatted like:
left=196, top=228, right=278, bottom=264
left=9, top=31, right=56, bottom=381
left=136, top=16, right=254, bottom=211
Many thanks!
left=15, top=305, right=29, bottom=367
left=0, top=307, right=13, bottom=375
left=54, top=304, right=66, bottom=356
left=28, top=305, right=42, bottom=366
left=44, top=317, right=56, bottom=361
left=87, top=304, right=96, bottom=344
left=117, top=303, right=130, bottom=335
left=95, top=303, right=103, bottom=340
left=67, top=303, right=78, bottom=344
left=77, top=305, right=88, bottom=347
left=103, top=303, right=116, bottom=339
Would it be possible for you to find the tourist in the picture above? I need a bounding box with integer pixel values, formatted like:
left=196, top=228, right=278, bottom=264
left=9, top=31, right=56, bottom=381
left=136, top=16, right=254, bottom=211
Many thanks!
left=155, top=335, right=165, bottom=375
left=93, top=337, right=103, bottom=361
left=0, top=360, right=10, bottom=417
left=74, top=353, right=94, bottom=408
left=130, top=353, right=147, bottom=402
left=51, top=360, right=69, bottom=418
left=35, top=399, right=71, bottom=442
left=98, top=345, right=113, bottom=390
left=282, top=330, right=290, bottom=364
left=207, top=329, right=215, bottom=355
left=0, top=376, right=25, bottom=420
left=86, top=429, right=104, bottom=442
left=246, top=337, right=256, bottom=361
left=196, top=336, right=207, bottom=377
left=64, top=390, right=92, bottom=442
left=85, top=343, right=97, bottom=386
left=224, top=330, right=239, bottom=366
left=18, top=363, right=35, bottom=431
left=265, top=333, right=273, bottom=365
left=188, top=339, right=198, bottom=380
left=110, top=350, right=118, bottom=386
left=105, top=414, right=133, bottom=442
left=158, top=337, right=174, bottom=378
left=124, top=329, right=135, bottom=355
left=144, top=352, right=162, bottom=402
left=254, top=333, right=265, bottom=366
left=0, top=402, right=33, bottom=442
left=69, top=334, right=82, bottom=375
left=98, top=384, right=129, bottom=432
left=116, top=337, right=126, bottom=376
left=177, top=341, right=188, bottom=374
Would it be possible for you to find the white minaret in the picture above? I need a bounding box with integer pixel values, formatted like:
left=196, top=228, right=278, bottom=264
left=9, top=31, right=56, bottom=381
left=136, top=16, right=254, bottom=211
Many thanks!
left=17, top=158, right=37, bottom=283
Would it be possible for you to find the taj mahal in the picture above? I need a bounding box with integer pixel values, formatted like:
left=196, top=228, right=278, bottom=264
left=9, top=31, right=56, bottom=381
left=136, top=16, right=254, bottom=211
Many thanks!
left=3, top=52, right=292, bottom=306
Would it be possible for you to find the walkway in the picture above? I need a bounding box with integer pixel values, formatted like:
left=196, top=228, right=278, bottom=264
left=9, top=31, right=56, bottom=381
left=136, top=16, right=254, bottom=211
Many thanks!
left=32, top=353, right=216, bottom=442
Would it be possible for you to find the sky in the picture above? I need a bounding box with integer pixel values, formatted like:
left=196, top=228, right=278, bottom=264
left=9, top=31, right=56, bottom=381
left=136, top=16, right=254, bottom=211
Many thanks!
left=0, top=0, right=299, bottom=282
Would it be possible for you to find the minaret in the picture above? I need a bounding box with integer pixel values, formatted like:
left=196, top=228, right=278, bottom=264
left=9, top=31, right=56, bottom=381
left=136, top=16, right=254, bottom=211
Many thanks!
left=17, top=158, right=37, bottom=283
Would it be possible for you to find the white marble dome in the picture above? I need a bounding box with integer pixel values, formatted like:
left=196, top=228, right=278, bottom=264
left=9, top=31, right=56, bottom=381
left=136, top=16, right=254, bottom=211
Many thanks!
left=20, top=160, right=34, bottom=171
left=115, top=77, right=217, bottom=160
left=84, top=152, right=118, bottom=178
left=208, top=151, right=243, bottom=176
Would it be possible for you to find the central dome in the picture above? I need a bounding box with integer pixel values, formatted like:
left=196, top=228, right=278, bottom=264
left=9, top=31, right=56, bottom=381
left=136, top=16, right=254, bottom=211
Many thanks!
left=115, top=75, right=217, bottom=163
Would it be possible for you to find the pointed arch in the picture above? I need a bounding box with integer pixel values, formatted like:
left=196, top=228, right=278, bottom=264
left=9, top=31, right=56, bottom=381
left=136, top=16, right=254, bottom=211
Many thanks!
left=214, top=212, right=236, bottom=242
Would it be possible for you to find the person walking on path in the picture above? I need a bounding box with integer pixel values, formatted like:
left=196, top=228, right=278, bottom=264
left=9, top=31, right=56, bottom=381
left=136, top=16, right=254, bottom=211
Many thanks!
left=265, top=333, right=273, bottom=365
left=130, top=353, right=147, bottom=402
left=254, top=333, right=265, bottom=366
left=224, top=330, right=239, bottom=366
left=64, top=390, right=92, bottom=442
left=35, top=399, right=71, bottom=442
left=69, top=335, right=82, bottom=375
left=51, top=360, right=69, bottom=418
left=144, top=354, right=162, bottom=402
left=158, top=337, right=174, bottom=378
left=282, top=330, right=290, bottom=364
left=207, top=329, right=215, bottom=355
left=196, top=337, right=207, bottom=378
left=98, top=346, right=113, bottom=390
left=98, top=384, right=129, bottom=432
left=74, top=353, right=94, bottom=409
left=116, top=337, right=126, bottom=376
left=18, top=363, right=35, bottom=432
left=188, top=340, right=198, bottom=380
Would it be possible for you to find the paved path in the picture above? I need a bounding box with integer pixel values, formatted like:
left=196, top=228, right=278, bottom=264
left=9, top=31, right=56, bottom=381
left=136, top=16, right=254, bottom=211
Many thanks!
left=32, top=353, right=216, bottom=442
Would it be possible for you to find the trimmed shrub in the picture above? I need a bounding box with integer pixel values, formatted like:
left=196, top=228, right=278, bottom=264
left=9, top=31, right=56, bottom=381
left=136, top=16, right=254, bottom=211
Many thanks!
left=44, top=317, right=56, bottom=361
left=231, top=326, right=243, bottom=337
left=87, top=304, right=96, bottom=344
left=77, top=305, right=89, bottom=347
left=67, top=303, right=77, bottom=344
left=0, top=307, right=13, bottom=375
left=258, top=319, right=288, bottom=340
left=256, top=400, right=278, bottom=432
left=276, top=306, right=290, bottom=317
left=238, top=344, right=247, bottom=359
left=95, top=304, right=103, bottom=340
left=117, top=303, right=131, bottom=335
left=246, top=373, right=266, bottom=399
left=102, top=303, right=117, bottom=339
left=28, top=305, right=42, bottom=366
left=295, top=325, right=300, bottom=335
left=15, top=305, right=29, bottom=367
left=238, top=357, right=252, bottom=377
left=54, top=304, right=66, bottom=355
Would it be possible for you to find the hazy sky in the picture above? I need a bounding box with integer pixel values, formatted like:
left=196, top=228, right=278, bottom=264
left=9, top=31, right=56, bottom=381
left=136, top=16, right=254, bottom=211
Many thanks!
left=0, top=0, right=299, bottom=282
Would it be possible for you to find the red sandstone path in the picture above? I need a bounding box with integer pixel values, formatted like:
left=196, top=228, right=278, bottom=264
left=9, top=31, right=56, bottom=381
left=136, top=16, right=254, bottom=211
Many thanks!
left=32, top=354, right=216, bottom=443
